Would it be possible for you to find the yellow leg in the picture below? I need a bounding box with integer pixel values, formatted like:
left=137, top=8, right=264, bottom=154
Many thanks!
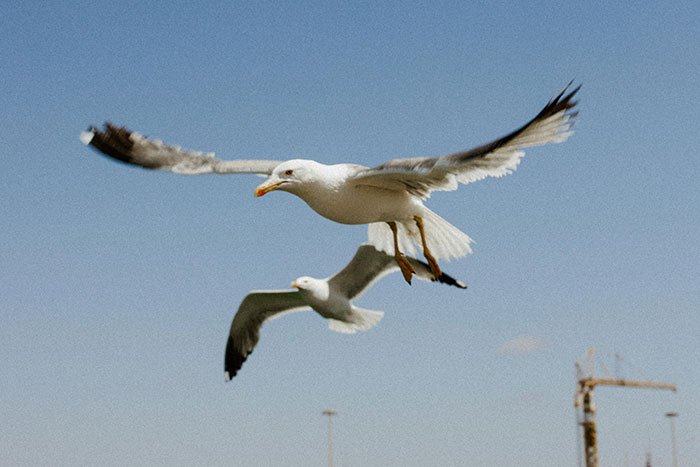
left=414, top=216, right=442, bottom=280
left=387, top=221, right=415, bottom=284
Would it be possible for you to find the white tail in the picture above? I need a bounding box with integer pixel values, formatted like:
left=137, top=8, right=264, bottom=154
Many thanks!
left=367, top=208, right=474, bottom=261
left=328, top=307, right=384, bottom=334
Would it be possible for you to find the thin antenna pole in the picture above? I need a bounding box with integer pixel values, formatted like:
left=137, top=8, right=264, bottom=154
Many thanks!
left=666, top=412, right=679, bottom=467
left=322, top=410, right=337, bottom=467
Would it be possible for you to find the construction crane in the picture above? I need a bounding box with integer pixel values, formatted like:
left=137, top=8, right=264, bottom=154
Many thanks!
left=574, top=349, right=676, bottom=467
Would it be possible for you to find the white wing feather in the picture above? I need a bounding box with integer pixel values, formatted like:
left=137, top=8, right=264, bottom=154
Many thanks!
left=82, top=123, right=281, bottom=175
left=349, top=84, right=580, bottom=198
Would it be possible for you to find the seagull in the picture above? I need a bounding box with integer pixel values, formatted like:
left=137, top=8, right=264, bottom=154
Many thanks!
left=82, top=84, right=579, bottom=284
left=224, top=244, right=466, bottom=380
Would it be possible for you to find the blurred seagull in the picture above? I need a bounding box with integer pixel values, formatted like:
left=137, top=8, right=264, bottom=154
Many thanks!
left=224, top=244, right=466, bottom=380
left=82, top=84, right=579, bottom=284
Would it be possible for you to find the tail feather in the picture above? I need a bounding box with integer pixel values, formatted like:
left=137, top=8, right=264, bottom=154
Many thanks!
left=367, top=208, right=473, bottom=261
left=328, top=307, right=384, bottom=334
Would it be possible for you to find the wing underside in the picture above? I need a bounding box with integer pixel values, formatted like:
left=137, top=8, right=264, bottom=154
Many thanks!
left=350, top=84, right=580, bottom=198
left=82, top=123, right=281, bottom=175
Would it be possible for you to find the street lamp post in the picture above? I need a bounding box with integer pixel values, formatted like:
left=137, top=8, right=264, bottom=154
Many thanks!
left=322, top=410, right=337, bottom=467
left=666, top=411, right=678, bottom=467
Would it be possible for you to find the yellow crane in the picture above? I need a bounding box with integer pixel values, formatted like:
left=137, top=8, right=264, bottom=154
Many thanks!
left=574, top=349, right=676, bottom=467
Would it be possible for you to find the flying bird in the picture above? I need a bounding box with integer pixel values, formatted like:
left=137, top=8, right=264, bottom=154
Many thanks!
left=82, top=84, right=579, bottom=284
left=224, top=244, right=466, bottom=380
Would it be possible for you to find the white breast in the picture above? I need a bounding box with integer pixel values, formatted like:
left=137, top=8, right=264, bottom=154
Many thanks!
left=300, top=181, right=424, bottom=225
left=299, top=282, right=352, bottom=320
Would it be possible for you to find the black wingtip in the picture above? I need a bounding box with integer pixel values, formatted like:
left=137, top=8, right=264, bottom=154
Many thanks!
left=224, top=335, right=248, bottom=381
left=82, top=122, right=169, bottom=170
left=83, top=122, right=140, bottom=166
left=529, top=82, right=581, bottom=129
left=545, top=82, right=580, bottom=111
left=555, top=80, right=580, bottom=100
left=411, top=258, right=467, bottom=289
left=436, top=271, right=468, bottom=289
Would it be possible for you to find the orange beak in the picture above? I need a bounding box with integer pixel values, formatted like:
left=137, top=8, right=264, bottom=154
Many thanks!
left=291, top=281, right=299, bottom=288
left=254, top=180, right=286, bottom=197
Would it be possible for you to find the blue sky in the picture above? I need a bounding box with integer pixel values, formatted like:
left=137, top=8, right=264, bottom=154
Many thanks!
left=2, top=1, right=699, bottom=466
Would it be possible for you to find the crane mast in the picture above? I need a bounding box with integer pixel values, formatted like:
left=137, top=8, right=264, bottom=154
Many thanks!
left=574, top=349, right=676, bottom=467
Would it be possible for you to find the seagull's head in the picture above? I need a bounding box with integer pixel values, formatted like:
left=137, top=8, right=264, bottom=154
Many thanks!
left=291, top=276, right=330, bottom=301
left=255, top=159, right=321, bottom=197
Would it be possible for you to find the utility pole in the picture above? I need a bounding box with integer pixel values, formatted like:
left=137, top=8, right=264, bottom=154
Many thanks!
left=322, top=410, right=337, bottom=467
left=574, top=349, right=676, bottom=467
left=666, top=412, right=679, bottom=467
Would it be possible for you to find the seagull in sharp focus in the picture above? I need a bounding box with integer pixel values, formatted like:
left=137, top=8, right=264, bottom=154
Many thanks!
left=224, top=244, right=466, bottom=380
left=82, top=84, right=579, bottom=284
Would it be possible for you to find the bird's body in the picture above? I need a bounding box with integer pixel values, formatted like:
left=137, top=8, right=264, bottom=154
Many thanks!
left=224, top=244, right=467, bottom=379
left=272, top=160, right=423, bottom=225
left=82, top=84, right=579, bottom=282
left=292, top=276, right=374, bottom=328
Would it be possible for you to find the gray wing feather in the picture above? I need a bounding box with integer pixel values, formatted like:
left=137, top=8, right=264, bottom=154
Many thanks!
left=328, top=244, right=467, bottom=299
left=82, top=123, right=281, bottom=175
left=327, top=245, right=396, bottom=299
left=225, top=290, right=308, bottom=380
left=349, top=84, right=580, bottom=198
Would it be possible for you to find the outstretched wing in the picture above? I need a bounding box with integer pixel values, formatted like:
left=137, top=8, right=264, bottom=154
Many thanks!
left=81, top=123, right=281, bottom=175
left=225, top=290, right=308, bottom=380
left=349, top=83, right=580, bottom=198
left=328, top=244, right=467, bottom=300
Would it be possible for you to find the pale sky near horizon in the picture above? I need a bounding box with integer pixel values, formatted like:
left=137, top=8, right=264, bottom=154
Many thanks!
left=2, top=1, right=699, bottom=466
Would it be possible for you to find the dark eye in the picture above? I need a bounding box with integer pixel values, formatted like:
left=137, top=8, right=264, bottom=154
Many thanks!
left=285, top=169, right=294, bottom=176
